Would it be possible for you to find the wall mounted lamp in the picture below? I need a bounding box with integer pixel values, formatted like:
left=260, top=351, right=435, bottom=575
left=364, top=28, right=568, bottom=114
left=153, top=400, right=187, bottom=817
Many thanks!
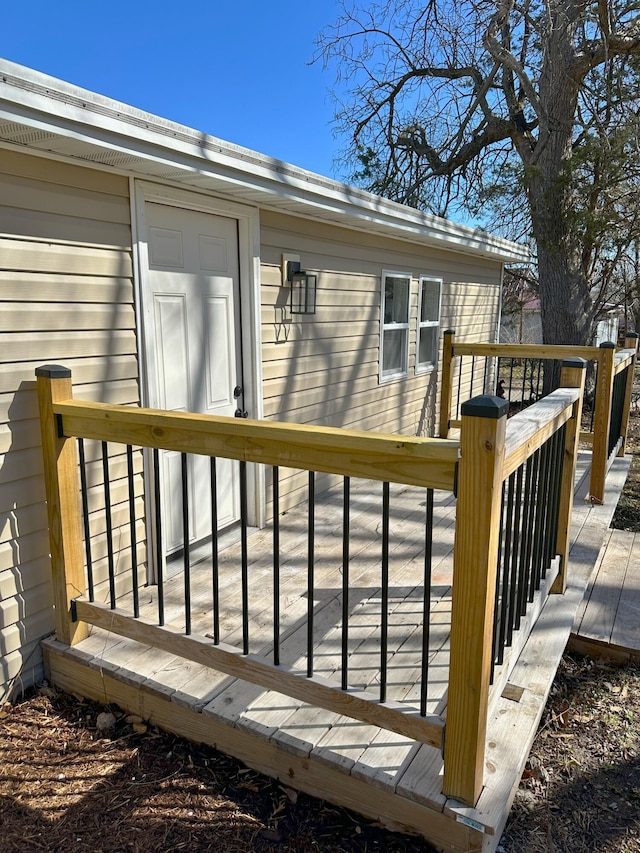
left=286, top=261, right=317, bottom=315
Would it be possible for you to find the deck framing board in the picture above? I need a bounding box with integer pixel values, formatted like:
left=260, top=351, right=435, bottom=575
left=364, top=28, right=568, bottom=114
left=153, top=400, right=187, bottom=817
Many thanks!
left=43, top=640, right=479, bottom=853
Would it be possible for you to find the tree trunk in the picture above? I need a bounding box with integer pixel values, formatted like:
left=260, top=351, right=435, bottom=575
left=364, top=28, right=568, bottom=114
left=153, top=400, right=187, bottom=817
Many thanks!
left=517, top=0, right=596, bottom=396
left=524, top=0, right=595, bottom=351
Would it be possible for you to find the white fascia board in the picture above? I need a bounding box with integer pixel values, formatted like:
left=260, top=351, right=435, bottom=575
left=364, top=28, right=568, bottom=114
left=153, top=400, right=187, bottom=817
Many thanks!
left=0, top=59, right=530, bottom=264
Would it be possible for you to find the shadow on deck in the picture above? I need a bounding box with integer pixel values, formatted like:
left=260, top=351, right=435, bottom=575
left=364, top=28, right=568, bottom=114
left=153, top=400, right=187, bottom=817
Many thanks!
left=43, top=451, right=631, bottom=853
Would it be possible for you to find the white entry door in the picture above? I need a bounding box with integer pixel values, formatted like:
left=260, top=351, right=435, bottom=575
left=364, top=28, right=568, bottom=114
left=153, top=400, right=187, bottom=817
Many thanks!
left=144, top=201, right=244, bottom=559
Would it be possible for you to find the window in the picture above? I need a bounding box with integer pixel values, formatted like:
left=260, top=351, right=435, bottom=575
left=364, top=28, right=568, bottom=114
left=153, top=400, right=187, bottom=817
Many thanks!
left=380, top=272, right=411, bottom=380
left=416, top=277, right=442, bottom=373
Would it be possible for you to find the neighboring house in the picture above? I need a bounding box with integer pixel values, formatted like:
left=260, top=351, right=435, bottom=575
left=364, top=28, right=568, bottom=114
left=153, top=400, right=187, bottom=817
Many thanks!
left=0, top=60, right=528, bottom=701
left=500, top=293, right=543, bottom=344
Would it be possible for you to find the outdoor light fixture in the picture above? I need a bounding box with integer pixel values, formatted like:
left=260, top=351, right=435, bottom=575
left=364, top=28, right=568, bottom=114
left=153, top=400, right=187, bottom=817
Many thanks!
left=286, top=260, right=317, bottom=315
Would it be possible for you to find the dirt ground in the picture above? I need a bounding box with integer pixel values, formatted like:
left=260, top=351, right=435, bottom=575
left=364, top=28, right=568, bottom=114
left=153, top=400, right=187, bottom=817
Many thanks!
left=2, top=416, right=640, bottom=853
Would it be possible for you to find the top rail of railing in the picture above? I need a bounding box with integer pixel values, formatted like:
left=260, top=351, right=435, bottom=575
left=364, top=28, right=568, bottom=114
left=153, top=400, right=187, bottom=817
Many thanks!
left=439, top=332, right=639, bottom=504
left=53, top=399, right=459, bottom=491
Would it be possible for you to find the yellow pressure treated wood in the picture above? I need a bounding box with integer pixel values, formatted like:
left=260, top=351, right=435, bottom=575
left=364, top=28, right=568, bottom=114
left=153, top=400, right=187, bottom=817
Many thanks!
left=443, top=397, right=508, bottom=806
left=502, top=390, right=578, bottom=479
left=36, top=367, right=88, bottom=646
left=453, top=342, right=602, bottom=361
left=44, top=643, right=477, bottom=852
left=73, top=598, right=445, bottom=749
left=53, top=400, right=459, bottom=490
left=439, top=330, right=455, bottom=438
left=590, top=344, right=616, bottom=504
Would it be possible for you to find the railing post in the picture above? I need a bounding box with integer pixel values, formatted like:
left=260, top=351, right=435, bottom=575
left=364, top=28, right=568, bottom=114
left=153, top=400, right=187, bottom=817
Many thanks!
left=617, top=332, right=639, bottom=457
left=438, top=329, right=456, bottom=438
left=443, top=394, right=508, bottom=806
left=36, top=365, right=88, bottom=647
left=550, top=358, right=587, bottom=595
left=589, top=341, right=616, bottom=504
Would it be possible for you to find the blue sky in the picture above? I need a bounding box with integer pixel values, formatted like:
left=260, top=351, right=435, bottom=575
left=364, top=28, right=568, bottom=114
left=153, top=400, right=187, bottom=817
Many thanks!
left=1, top=1, right=347, bottom=179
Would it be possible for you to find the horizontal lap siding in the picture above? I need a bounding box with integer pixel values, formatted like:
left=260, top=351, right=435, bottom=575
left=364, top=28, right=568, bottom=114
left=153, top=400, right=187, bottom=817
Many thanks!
left=0, top=148, right=140, bottom=700
left=259, top=212, right=502, bottom=508
left=442, top=282, right=502, bottom=427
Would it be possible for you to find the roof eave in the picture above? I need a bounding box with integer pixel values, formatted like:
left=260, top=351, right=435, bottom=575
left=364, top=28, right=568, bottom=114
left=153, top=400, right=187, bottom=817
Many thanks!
left=0, top=60, right=530, bottom=265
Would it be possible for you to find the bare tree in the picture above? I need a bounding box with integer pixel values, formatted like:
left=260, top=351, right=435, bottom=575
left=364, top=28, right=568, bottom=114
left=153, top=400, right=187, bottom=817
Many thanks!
left=319, top=0, right=640, bottom=346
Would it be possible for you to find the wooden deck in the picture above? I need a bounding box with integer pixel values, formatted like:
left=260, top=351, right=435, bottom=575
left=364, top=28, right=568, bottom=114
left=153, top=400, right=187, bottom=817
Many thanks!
left=571, top=526, right=640, bottom=660
left=43, top=451, right=631, bottom=853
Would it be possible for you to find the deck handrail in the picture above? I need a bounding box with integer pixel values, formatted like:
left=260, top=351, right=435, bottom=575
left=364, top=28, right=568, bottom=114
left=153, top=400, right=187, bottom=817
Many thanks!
left=37, top=365, right=457, bottom=754
left=37, top=360, right=588, bottom=809
left=50, top=398, right=459, bottom=490
left=443, top=358, right=586, bottom=805
left=439, top=331, right=638, bottom=504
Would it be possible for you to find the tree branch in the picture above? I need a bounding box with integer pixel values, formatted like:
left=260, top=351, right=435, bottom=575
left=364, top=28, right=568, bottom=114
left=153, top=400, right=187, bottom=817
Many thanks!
left=483, top=0, right=544, bottom=122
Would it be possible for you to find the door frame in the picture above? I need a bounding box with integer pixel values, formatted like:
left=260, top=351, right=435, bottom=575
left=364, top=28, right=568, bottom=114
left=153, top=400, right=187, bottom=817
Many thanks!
left=132, top=180, right=265, bottom=580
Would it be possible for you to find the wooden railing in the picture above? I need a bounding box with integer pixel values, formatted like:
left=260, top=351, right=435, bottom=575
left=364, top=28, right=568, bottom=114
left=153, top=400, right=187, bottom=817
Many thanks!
left=37, top=359, right=586, bottom=808
left=443, top=357, right=586, bottom=804
left=439, top=331, right=638, bottom=504
left=37, top=365, right=457, bottom=752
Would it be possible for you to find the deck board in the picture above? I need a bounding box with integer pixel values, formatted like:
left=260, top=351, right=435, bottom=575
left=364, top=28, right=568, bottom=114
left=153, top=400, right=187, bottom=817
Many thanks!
left=610, top=532, right=640, bottom=650
left=43, top=452, right=633, bottom=853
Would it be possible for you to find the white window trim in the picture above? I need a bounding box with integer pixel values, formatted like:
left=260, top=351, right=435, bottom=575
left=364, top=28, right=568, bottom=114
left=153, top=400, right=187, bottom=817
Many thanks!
left=415, top=275, right=443, bottom=375
left=379, top=269, right=412, bottom=383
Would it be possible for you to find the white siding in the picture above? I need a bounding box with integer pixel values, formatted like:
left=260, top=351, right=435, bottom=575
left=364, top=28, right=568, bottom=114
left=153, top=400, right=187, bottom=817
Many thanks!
left=0, top=148, right=139, bottom=701
left=259, top=211, right=502, bottom=507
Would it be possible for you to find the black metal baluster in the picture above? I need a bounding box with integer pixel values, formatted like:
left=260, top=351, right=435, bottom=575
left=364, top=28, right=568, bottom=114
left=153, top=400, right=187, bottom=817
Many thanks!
left=126, top=445, right=139, bottom=618
left=483, top=355, right=490, bottom=395
left=240, top=460, right=249, bottom=655
left=530, top=439, right=550, bottom=597
left=544, top=427, right=563, bottom=577
left=469, top=355, right=476, bottom=399
left=491, top=482, right=507, bottom=682
left=380, top=481, right=390, bottom=702
left=456, top=357, right=463, bottom=420
left=153, top=449, right=164, bottom=626
left=210, top=457, right=219, bottom=644
left=342, top=477, right=350, bottom=691
left=520, top=358, right=528, bottom=407
left=535, top=359, right=543, bottom=399
left=609, top=369, right=626, bottom=455
left=307, top=471, right=315, bottom=678
left=101, top=441, right=116, bottom=610
left=420, top=488, right=434, bottom=716
left=181, top=453, right=191, bottom=635
left=507, top=465, right=524, bottom=646
left=273, top=466, right=280, bottom=666
left=517, top=453, right=537, bottom=624
left=498, top=473, right=516, bottom=662
left=508, top=357, right=515, bottom=400
left=78, top=438, right=94, bottom=602
left=546, top=426, right=566, bottom=574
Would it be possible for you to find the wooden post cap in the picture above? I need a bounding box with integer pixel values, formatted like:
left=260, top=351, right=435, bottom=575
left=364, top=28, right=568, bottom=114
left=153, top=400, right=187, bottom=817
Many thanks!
left=35, top=365, right=72, bottom=379
left=561, top=357, right=587, bottom=369
left=599, top=341, right=616, bottom=348
left=627, top=331, right=639, bottom=339
left=444, top=328, right=456, bottom=335
left=460, top=395, right=509, bottom=419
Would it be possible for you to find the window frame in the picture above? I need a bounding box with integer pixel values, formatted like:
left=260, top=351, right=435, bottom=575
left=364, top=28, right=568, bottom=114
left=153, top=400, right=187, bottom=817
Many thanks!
left=415, top=275, right=443, bottom=375
left=379, top=270, right=412, bottom=382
